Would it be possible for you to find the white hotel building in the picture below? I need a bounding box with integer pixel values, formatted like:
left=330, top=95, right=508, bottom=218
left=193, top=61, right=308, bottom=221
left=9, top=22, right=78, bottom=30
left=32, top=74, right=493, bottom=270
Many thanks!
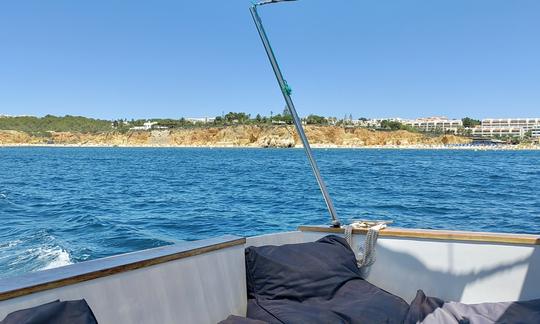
left=401, top=117, right=462, bottom=134
left=481, top=118, right=540, bottom=129
left=470, top=118, right=540, bottom=138
left=352, top=117, right=462, bottom=133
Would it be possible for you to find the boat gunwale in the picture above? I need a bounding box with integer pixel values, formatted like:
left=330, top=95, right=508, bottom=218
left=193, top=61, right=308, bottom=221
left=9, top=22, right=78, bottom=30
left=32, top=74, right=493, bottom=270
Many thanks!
left=0, top=235, right=245, bottom=302
left=299, top=225, right=540, bottom=246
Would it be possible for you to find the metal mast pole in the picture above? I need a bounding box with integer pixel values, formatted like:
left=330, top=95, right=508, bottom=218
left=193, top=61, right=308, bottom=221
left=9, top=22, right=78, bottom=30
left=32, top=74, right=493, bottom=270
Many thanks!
left=250, top=1, right=340, bottom=227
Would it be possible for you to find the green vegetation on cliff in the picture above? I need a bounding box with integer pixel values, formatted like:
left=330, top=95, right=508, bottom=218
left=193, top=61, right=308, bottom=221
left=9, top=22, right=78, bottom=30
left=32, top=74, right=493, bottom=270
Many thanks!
left=0, top=115, right=113, bottom=135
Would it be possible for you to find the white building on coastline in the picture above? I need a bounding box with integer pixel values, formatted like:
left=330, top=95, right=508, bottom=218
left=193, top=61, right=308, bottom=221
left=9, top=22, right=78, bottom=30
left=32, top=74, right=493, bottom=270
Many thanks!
left=351, top=119, right=382, bottom=127
left=130, top=121, right=167, bottom=131
left=470, top=118, right=540, bottom=138
left=470, top=127, right=525, bottom=138
left=350, top=116, right=462, bottom=133
left=481, top=118, right=540, bottom=130
left=185, top=117, right=216, bottom=124
left=401, top=116, right=462, bottom=133
left=351, top=118, right=404, bottom=128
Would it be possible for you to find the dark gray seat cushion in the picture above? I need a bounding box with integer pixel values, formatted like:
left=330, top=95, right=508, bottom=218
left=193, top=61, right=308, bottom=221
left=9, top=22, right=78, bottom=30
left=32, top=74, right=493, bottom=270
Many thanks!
left=245, top=235, right=409, bottom=324
left=404, top=290, right=540, bottom=324
left=0, top=299, right=97, bottom=324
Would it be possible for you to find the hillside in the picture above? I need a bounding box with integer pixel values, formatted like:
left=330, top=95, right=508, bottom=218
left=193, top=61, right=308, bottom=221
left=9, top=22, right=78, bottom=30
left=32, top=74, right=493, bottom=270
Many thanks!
left=0, top=115, right=113, bottom=134
left=0, top=125, right=470, bottom=147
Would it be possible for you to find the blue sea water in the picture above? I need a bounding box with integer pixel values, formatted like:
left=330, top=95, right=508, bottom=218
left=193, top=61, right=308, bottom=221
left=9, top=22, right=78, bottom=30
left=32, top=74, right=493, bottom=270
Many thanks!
left=0, top=147, right=539, bottom=278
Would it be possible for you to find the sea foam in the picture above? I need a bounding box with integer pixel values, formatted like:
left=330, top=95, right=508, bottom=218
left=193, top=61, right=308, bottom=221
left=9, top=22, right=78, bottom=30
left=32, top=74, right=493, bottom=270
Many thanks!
left=38, top=246, right=73, bottom=270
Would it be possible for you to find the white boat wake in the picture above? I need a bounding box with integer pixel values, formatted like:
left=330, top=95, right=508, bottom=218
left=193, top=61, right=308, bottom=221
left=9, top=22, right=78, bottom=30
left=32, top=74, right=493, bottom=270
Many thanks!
left=38, top=246, right=73, bottom=270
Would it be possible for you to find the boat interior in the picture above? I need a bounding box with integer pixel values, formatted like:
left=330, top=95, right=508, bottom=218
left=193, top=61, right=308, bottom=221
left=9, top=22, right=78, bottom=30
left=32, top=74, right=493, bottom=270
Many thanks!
left=0, top=226, right=538, bottom=323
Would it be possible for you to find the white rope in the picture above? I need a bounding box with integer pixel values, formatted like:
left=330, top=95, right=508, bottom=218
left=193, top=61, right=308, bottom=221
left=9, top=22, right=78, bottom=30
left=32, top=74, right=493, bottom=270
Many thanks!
left=344, top=220, right=390, bottom=278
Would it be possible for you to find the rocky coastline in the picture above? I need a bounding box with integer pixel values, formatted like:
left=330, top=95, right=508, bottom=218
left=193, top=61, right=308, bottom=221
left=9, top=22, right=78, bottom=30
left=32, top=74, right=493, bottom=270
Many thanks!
left=1, top=125, right=538, bottom=150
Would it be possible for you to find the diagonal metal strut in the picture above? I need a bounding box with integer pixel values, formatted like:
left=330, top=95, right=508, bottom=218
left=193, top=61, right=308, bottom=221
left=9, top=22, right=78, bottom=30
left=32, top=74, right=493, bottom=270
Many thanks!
left=250, top=2, right=341, bottom=227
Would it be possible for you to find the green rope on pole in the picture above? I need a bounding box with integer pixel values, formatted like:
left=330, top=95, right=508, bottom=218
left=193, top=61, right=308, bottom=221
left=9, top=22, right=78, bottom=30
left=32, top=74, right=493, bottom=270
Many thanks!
left=283, top=80, right=292, bottom=95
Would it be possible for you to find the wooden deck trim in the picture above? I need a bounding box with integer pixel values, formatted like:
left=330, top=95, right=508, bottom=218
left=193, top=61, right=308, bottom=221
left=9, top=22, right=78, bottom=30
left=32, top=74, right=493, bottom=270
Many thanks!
left=299, top=225, right=540, bottom=246
left=0, top=235, right=245, bottom=302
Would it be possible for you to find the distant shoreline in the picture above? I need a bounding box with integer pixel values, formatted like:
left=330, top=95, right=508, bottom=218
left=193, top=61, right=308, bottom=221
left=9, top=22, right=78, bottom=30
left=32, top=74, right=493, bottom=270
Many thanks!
left=2, top=126, right=539, bottom=150
left=2, top=143, right=539, bottom=151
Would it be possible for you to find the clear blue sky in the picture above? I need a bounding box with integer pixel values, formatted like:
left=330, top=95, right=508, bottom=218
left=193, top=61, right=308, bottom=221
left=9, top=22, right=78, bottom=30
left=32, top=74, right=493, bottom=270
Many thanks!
left=1, top=0, right=539, bottom=120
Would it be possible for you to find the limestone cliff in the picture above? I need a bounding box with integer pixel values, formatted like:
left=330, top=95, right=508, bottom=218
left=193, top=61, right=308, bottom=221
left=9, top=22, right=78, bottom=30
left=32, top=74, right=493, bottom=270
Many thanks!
left=0, top=126, right=471, bottom=147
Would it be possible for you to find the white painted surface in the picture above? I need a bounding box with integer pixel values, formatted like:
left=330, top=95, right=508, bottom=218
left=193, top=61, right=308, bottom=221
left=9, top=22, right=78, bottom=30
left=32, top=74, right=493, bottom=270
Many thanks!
left=246, top=231, right=309, bottom=247
left=246, top=231, right=328, bottom=247
left=368, top=237, right=540, bottom=303
left=0, top=246, right=246, bottom=324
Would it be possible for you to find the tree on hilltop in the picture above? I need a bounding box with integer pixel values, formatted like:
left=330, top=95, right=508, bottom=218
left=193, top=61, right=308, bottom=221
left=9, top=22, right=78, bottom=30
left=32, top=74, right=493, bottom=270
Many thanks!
left=462, top=117, right=481, bottom=128
left=224, top=112, right=250, bottom=124
left=305, top=114, right=327, bottom=125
